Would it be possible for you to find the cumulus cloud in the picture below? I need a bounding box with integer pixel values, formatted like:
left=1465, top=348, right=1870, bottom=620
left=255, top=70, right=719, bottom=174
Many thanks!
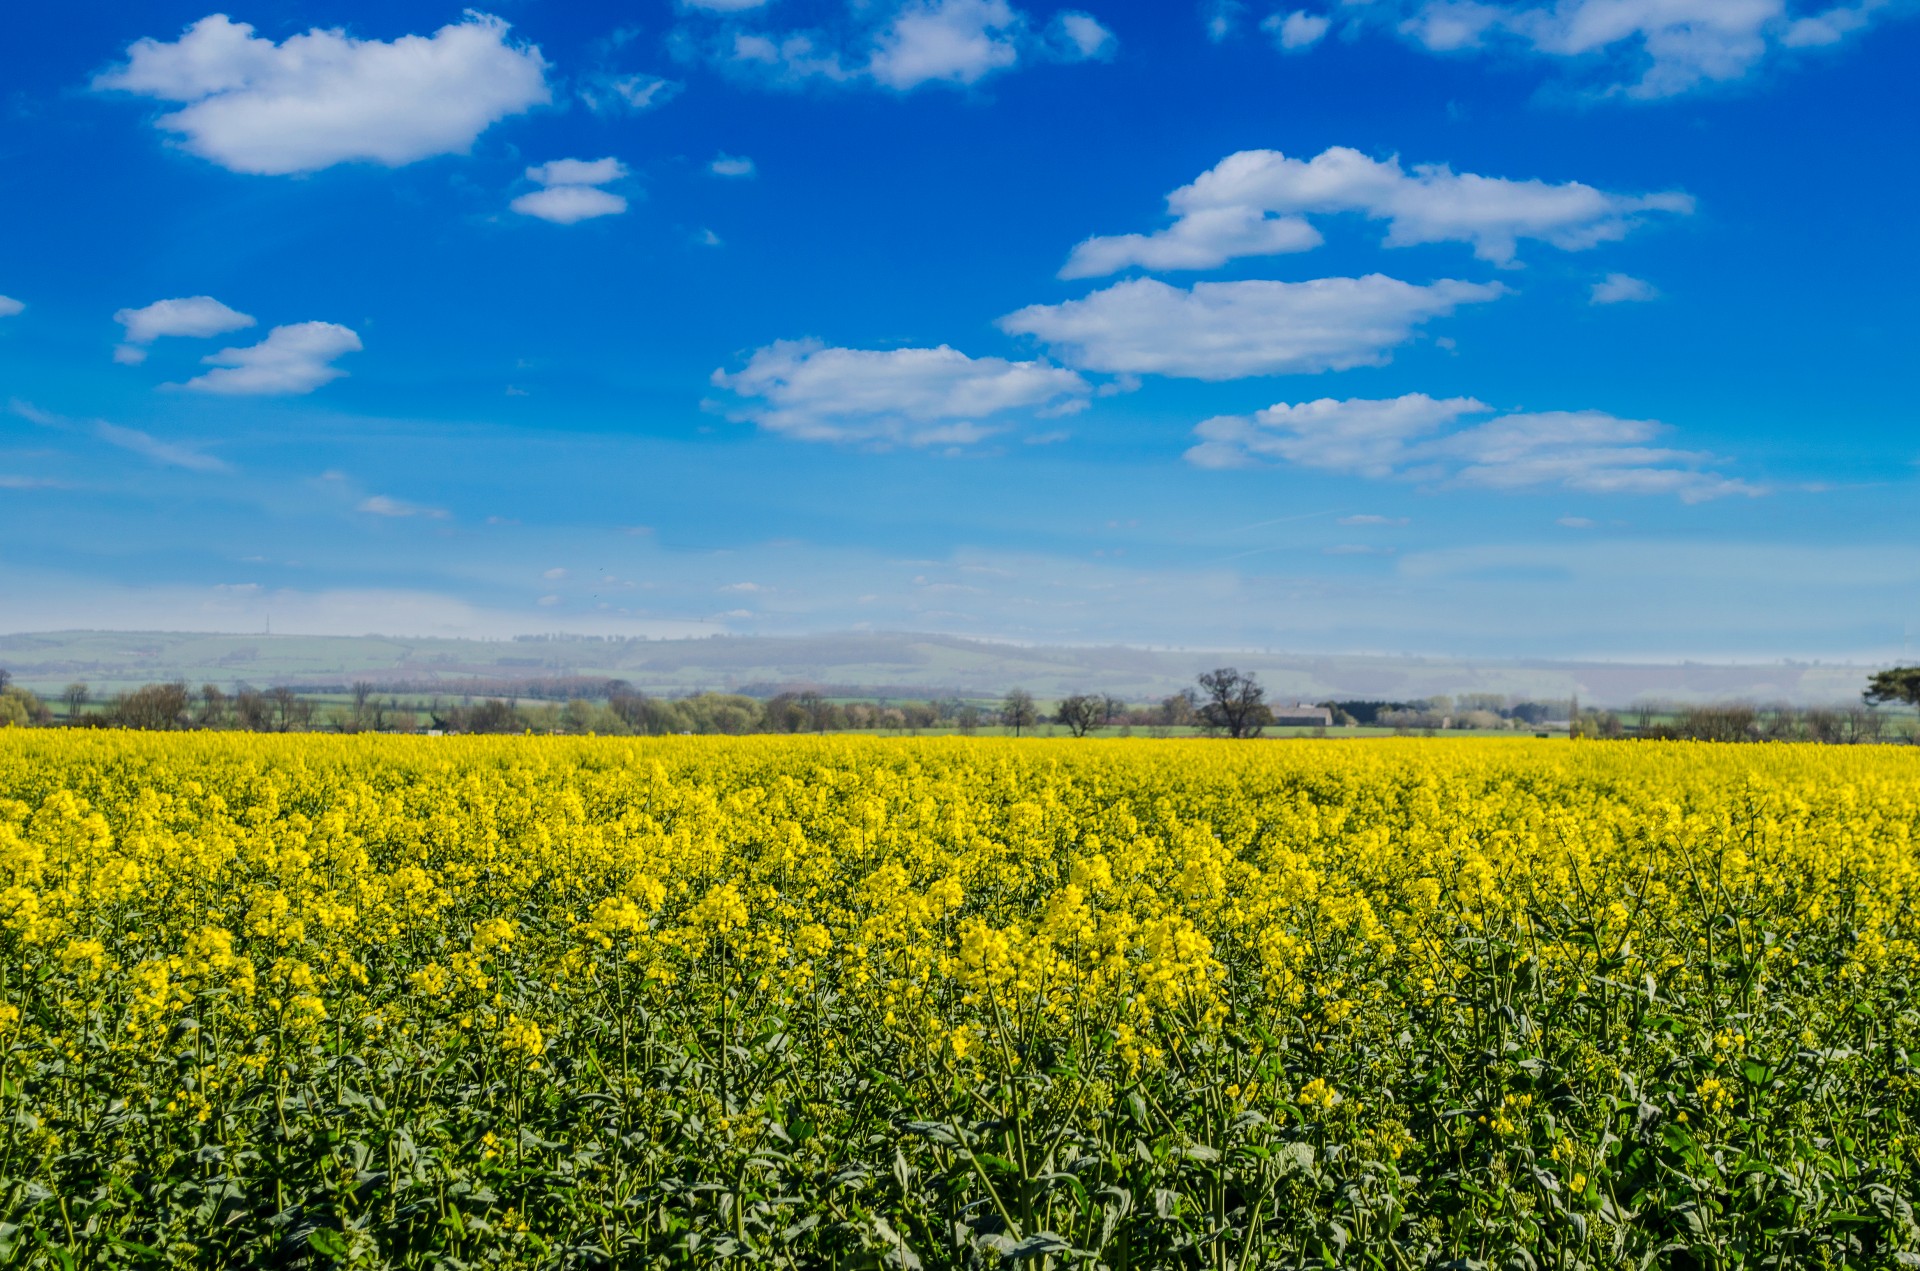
left=0, top=296, right=22, bottom=317
left=999, top=275, right=1503, bottom=380
left=512, top=157, right=629, bottom=224
left=1187, top=392, right=1761, bottom=501
left=710, top=153, right=757, bottom=177
left=1265, top=10, right=1332, bottom=48
left=512, top=187, right=627, bottom=223
left=1390, top=0, right=1896, bottom=97
left=94, top=14, right=550, bottom=175
left=1590, top=272, right=1658, bottom=304
left=687, top=0, right=1114, bottom=91
left=712, top=338, right=1090, bottom=445
left=1061, top=207, right=1324, bottom=278
left=868, top=0, right=1027, bottom=87
left=181, top=322, right=362, bottom=395
left=112, top=295, right=254, bottom=364
left=1062, top=146, right=1692, bottom=277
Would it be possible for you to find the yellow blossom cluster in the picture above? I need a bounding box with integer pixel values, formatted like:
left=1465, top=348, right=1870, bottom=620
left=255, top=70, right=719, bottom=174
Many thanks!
left=0, top=731, right=1917, bottom=1265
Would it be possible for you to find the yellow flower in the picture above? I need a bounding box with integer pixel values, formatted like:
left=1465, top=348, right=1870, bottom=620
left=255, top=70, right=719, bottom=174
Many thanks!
left=1297, top=1078, right=1340, bottom=1112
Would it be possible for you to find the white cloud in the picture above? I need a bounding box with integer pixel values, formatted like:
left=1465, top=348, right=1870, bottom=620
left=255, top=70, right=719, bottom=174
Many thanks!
left=1590, top=272, right=1658, bottom=304
left=113, top=296, right=254, bottom=366
left=528, top=157, right=626, bottom=186
left=513, top=156, right=629, bottom=223
left=1265, top=10, right=1333, bottom=47
left=710, top=153, right=757, bottom=177
left=1206, top=0, right=1249, bottom=40
left=869, top=0, right=1025, bottom=88
left=684, top=0, right=773, bottom=8
left=712, top=338, right=1091, bottom=445
left=0, top=296, right=22, bottom=317
left=689, top=0, right=1112, bottom=91
left=727, top=32, right=859, bottom=82
left=1061, top=207, right=1324, bottom=278
left=1187, top=392, right=1762, bottom=501
left=1000, top=275, right=1503, bottom=380
left=359, top=494, right=449, bottom=519
left=1557, top=516, right=1596, bottom=527
left=94, top=14, right=550, bottom=175
left=1063, top=146, right=1692, bottom=277
left=181, top=321, right=362, bottom=395
left=1392, top=0, right=1897, bottom=97
left=1191, top=392, right=1486, bottom=473
left=582, top=72, right=682, bottom=113
left=512, top=187, right=628, bottom=223
left=543, top=567, right=570, bottom=579
left=1340, top=514, right=1410, bottom=525
left=1784, top=0, right=1889, bottom=45
left=1052, top=11, right=1120, bottom=58
left=95, top=422, right=231, bottom=473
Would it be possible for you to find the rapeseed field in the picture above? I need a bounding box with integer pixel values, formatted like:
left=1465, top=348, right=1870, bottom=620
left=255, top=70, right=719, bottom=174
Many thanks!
left=1, top=733, right=1917, bottom=1267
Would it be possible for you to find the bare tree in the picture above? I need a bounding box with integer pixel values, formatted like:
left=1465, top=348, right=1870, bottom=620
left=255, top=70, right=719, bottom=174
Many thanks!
left=63, top=682, right=89, bottom=721
left=1000, top=687, right=1038, bottom=737
left=198, top=684, right=229, bottom=728
left=1160, top=689, right=1198, bottom=727
left=1197, top=667, right=1272, bottom=739
left=1056, top=693, right=1107, bottom=737
left=110, top=682, right=192, bottom=730
left=235, top=690, right=272, bottom=731
left=351, top=681, right=377, bottom=731
left=269, top=686, right=312, bottom=732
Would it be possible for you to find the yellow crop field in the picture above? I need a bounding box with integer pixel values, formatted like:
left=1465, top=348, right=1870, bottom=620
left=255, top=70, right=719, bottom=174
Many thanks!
left=2, top=733, right=1918, bottom=1268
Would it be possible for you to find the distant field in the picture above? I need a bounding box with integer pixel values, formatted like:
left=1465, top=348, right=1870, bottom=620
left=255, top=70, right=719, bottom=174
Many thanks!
left=0, top=628, right=1879, bottom=706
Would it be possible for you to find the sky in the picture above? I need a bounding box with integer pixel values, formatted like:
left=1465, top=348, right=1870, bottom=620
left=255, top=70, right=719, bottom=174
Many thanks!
left=0, top=0, right=1915, bottom=658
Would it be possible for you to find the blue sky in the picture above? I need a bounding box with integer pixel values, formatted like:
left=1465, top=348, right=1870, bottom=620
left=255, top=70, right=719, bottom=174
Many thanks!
left=1, top=0, right=1915, bottom=657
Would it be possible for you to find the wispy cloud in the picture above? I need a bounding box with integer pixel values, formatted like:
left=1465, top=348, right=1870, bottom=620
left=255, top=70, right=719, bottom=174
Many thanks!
left=9, top=399, right=231, bottom=473
left=95, top=422, right=231, bottom=473
left=358, top=494, right=449, bottom=519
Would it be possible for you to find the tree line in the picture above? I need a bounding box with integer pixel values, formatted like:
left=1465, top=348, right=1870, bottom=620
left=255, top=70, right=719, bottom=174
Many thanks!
left=6, top=663, right=1919, bottom=742
left=0, top=667, right=1287, bottom=738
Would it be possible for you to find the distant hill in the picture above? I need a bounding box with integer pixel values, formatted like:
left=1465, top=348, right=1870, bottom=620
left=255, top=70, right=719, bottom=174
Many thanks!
left=0, top=629, right=1880, bottom=707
